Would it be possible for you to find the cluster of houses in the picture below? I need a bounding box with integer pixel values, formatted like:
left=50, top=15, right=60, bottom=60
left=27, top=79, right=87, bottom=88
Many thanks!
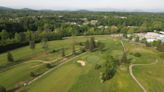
left=136, top=31, right=164, bottom=42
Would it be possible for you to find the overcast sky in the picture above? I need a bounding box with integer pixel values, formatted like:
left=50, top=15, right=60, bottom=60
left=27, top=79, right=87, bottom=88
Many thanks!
left=0, top=0, right=164, bottom=11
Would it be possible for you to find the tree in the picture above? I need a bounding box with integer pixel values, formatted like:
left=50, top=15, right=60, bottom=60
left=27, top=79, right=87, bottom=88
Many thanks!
left=139, top=22, right=148, bottom=32
left=85, top=39, right=90, bottom=50
left=29, top=40, right=35, bottom=49
left=152, top=40, right=161, bottom=47
left=135, top=36, right=140, bottom=42
left=157, top=43, right=164, bottom=52
left=25, top=30, right=33, bottom=41
left=127, top=28, right=135, bottom=34
left=1, top=29, right=9, bottom=41
left=61, top=48, right=65, bottom=57
left=120, top=41, right=128, bottom=64
left=14, top=32, right=21, bottom=42
left=89, top=37, right=96, bottom=51
left=141, top=38, right=147, bottom=44
left=42, top=38, right=48, bottom=51
left=71, top=35, right=76, bottom=55
left=101, top=56, right=117, bottom=82
left=120, top=51, right=128, bottom=64
left=72, top=43, right=76, bottom=55
left=19, top=32, right=26, bottom=42
left=110, top=26, right=118, bottom=33
left=7, top=52, right=14, bottom=62
left=153, top=21, right=162, bottom=30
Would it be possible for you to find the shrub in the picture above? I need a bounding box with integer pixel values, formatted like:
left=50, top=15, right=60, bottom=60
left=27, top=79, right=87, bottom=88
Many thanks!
left=95, top=64, right=101, bottom=70
left=46, top=63, right=54, bottom=68
left=0, top=85, right=6, bottom=92
left=7, top=52, right=14, bottom=62
left=133, top=52, right=141, bottom=57
left=80, top=47, right=86, bottom=53
left=97, top=42, right=105, bottom=51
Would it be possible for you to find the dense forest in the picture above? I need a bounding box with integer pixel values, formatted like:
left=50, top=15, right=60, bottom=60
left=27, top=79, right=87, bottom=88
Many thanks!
left=0, top=8, right=164, bottom=53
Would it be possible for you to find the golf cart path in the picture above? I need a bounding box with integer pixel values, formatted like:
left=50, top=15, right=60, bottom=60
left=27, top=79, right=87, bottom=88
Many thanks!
left=27, top=52, right=87, bottom=85
left=129, top=59, right=158, bottom=92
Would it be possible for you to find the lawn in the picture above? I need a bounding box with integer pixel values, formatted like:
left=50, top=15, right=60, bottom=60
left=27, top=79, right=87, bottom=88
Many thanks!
left=0, top=35, right=163, bottom=92
left=133, top=58, right=164, bottom=92
left=0, top=60, right=45, bottom=90
left=0, top=36, right=86, bottom=67
left=26, top=51, right=142, bottom=92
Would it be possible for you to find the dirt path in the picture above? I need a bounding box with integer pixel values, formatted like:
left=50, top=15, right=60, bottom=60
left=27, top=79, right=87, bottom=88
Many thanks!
left=129, top=59, right=158, bottom=92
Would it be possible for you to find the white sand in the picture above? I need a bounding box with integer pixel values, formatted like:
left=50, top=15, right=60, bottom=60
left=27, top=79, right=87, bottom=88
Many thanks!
left=77, top=60, right=86, bottom=66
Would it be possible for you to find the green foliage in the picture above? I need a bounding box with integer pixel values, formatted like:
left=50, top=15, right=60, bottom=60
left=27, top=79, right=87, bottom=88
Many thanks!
left=42, top=38, right=48, bottom=50
left=29, top=40, right=35, bottom=49
left=89, top=37, right=96, bottom=51
left=127, top=28, right=135, bottom=34
left=152, top=40, right=161, bottom=47
left=80, top=47, right=86, bottom=53
left=14, top=33, right=21, bottom=42
left=61, top=48, right=65, bottom=57
left=135, top=36, right=140, bottom=42
left=141, top=38, right=147, bottom=44
left=110, top=26, right=118, bottom=33
left=72, top=44, right=76, bottom=55
left=7, top=52, right=14, bottom=62
left=101, top=56, right=117, bottom=82
left=121, top=52, right=128, bottom=64
left=131, top=52, right=141, bottom=57
left=85, top=37, right=97, bottom=51
left=1, top=30, right=9, bottom=40
left=95, top=64, right=101, bottom=70
left=157, top=43, right=164, bottom=52
left=30, top=66, right=48, bottom=77
left=46, top=63, right=54, bottom=68
left=97, top=41, right=105, bottom=51
left=0, top=85, right=6, bottom=92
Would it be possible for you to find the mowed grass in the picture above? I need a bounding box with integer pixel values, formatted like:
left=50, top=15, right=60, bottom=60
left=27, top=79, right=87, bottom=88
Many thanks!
left=1, top=35, right=163, bottom=92
left=0, top=37, right=86, bottom=67
left=0, top=36, right=87, bottom=89
left=0, top=61, right=45, bottom=89
left=0, top=35, right=111, bottom=90
left=133, top=58, right=164, bottom=92
left=26, top=51, right=142, bottom=92
left=26, top=38, right=144, bottom=92
left=0, top=35, right=110, bottom=66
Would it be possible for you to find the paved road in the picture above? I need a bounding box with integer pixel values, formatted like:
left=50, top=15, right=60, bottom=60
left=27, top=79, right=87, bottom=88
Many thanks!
left=129, top=59, right=158, bottom=92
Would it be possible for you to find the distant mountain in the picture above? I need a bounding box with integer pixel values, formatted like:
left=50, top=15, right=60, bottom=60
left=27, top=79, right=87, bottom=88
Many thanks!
left=0, top=6, right=163, bottom=13
left=21, top=8, right=36, bottom=11
left=0, top=6, right=13, bottom=11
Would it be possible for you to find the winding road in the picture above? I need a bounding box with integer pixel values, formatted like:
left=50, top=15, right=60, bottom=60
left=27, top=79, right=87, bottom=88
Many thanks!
left=129, top=59, right=158, bottom=92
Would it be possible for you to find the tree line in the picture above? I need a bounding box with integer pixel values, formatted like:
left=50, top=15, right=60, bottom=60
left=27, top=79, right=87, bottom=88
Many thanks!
left=0, top=11, right=164, bottom=53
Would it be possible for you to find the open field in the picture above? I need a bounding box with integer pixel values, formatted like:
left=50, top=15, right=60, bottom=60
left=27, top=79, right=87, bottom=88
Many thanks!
left=0, top=37, right=85, bottom=67
left=25, top=52, right=142, bottom=92
left=0, top=35, right=164, bottom=92
left=0, top=61, right=45, bottom=89
left=0, top=35, right=112, bottom=90
left=25, top=36, right=163, bottom=92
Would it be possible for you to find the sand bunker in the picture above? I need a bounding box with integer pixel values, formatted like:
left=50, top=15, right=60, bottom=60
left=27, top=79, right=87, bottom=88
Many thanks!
left=77, top=60, right=86, bottom=66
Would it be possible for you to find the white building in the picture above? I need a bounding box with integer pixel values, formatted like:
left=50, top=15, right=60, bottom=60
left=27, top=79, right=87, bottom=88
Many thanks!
left=137, top=32, right=164, bottom=42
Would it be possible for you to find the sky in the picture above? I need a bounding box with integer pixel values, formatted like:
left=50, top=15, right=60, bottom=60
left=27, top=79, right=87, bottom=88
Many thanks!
left=0, top=0, right=164, bottom=11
